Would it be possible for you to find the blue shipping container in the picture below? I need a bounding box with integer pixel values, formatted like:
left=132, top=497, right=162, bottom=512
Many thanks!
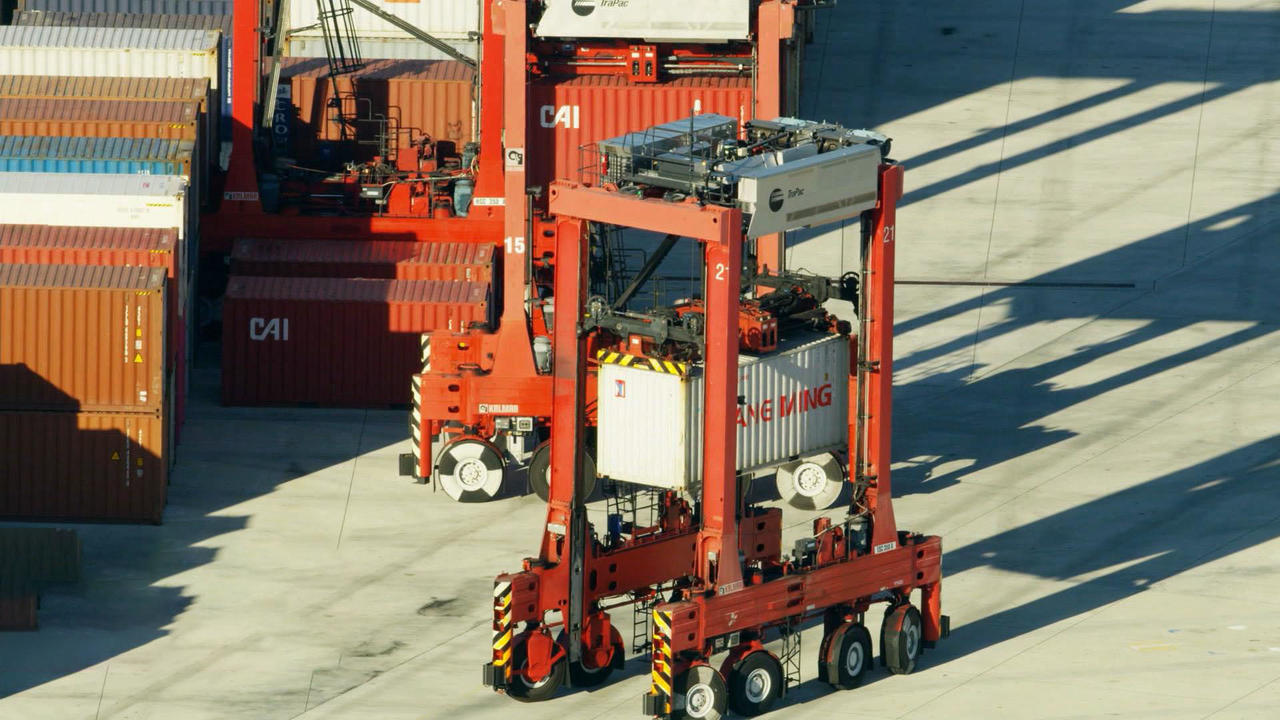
left=0, top=136, right=193, bottom=176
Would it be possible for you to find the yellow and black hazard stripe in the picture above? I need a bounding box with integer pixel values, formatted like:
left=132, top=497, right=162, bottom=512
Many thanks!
left=649, top=608, right=674, bottom=712
left=492, top=580, right=514, bottom=677
left=596, top=349, right=688, bottom=376
left=410, top=375, right=424, bottom=479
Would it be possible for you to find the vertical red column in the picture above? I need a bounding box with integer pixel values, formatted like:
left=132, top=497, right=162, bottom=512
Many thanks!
left=698, top=209, right=745, bottom=593
left=539, top=214, right=587, bottom=564
left=865, top=164, right=903, bottom=550
left=223, top=0, right=262, bottom=210
left=753, top=0, right=794, bottom=276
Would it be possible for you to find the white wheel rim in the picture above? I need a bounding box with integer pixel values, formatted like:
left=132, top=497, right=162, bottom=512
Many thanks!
left=456, top=458, right=488, bottom=490
left=685, top=683, right=714, bottom=718
left=518, top=671, right=551, bottom=690
left=792, top=462, right=829, bottom=498
left=845, top=639, right=864, bottom=675
left=744, top=667, right=772, bottom=703
left=905, top=620, right=920, bottom=658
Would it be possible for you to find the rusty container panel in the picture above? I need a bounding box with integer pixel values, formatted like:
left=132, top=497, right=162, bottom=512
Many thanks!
left=230, top=238, right=492, bottom=283
left=0, top=98, right=200, bottom=140
left=280, top=58, right=474, bottom=162
left=0, top=75, right=215, bottom=157
left=221, top=277, right=489, bottom=406
left=0, top=264, right=166, bottom=413
left=0, top=409, right=167, bottom=524
left=527, top=75, right=754, bottom=192
left=0, top=225, right=188, bottom=434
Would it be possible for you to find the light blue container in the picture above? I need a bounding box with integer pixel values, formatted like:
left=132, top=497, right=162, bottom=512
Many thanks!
left=0, top=136, right=193, bottom=176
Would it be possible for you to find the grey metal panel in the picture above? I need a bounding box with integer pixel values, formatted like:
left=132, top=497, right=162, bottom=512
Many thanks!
left=18, top=0, right=229, bottom=13
left=0, top=25, right=218, bottom=50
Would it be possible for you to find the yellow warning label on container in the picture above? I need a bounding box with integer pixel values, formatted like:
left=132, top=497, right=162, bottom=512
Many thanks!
left=133, top=353, right=143, bottom=363
left=111, top=452, right=120, bottom=460
left=136, top=328, right=143, bottom=337
left=137, top=458, right=144, bottom=467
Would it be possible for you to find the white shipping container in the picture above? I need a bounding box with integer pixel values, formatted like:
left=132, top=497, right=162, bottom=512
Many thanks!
left=285, top=35, right=477, bottom=62
left=0, top=27, right=221, bottom=90
left=289, top=0, right=479, bottom=42
left=597, top=333, right=849, bottom=491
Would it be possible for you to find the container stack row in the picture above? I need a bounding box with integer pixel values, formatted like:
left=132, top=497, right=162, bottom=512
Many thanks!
left=0, top=12, right=223, bottom=523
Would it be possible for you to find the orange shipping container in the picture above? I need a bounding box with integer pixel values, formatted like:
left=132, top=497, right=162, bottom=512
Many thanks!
left=0, top=410, right=167, bottom=524
left=0, top=264, right=166, bottom=413
left=527, top=75, right=754, bottom=193
left=0, top=98, right=200, bottom=140
left=230, top=238, right=493, bottom=283
left=280, top=58, right=474, bottom=162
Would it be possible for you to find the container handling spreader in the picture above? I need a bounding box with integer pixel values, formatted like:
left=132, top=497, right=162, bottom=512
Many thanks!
left=482, top=114, right=948, bottom=718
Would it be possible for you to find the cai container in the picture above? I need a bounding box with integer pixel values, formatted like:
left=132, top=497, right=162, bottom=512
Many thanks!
left=0, top=409, right=168, bottom=524
left=596, top=333, right=850, bottom=491
left=221, top=277, right=490, bottom=406
left=526, top=74, right=755, bottom=197
left=230, top=238, right=492, bottom=283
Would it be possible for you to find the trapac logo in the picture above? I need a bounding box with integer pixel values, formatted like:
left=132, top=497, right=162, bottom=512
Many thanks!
left=249, top=317, right=289, bottom=341
left=572, top=0, right=628, bottom=16
left=614, top=380, right=626, bottom=398
left=768, top=188, right=785, bottom=212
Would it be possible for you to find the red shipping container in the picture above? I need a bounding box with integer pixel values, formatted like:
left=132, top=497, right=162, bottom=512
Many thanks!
left=0, top=225, right=188, bottom=434
left=0, top=264, right=167, bottom=413
left=230, top=238, right=492, bottom=283
left=0, top=409, right=167, bottom=524
left=527, top=75, right=754, bottom=192
left=221, top=277, right=490, bottom=406
left=0, top=98, right=201, bottom=140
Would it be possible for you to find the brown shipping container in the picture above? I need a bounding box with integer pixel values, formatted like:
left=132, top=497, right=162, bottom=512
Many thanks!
left=230, top=238, right=493, bottom=283
left=0, top=225, right=188, bottom=430
left=0, top=264, right=166, bottom=413
left=0, top=74, right=216, bottom=162
left=527, top=75, right=754, bottom=192
left=280, top=58, right=474, bottom=162
left=0, top=410, right=167, bottom=524
left=222, top=276, right=489, bottom=406
left=0, top=98, right=199, bottom=140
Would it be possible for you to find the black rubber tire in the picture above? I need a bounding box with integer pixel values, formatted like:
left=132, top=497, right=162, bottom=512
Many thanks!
left=507, top=635, right=567, bottom=703
left=727, top=651, right=783, bottom=716
left=673, top=664, right=728, bottom=720
left=568, top=645, right=621, bottom=688
left=826, top=623, right=871, bottom=689
left=528, top=442, right=597, bottom=502
left=882, top=604, right=923, bottom=675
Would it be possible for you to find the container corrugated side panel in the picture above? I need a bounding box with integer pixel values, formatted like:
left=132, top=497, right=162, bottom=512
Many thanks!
left=0, top=136, right=189, bottom=176
left=598, top=334, right=849, bottom=489
left=0, top=76, right=208, bottom=102
left=230, top=238, right=492, bottom=282
left=0, top=593, right=38, bottom=630
left=284, top=35, right=476, bottom=62
left=18, top=0, right=229, bottom=13
left=0, top=410, right=167, bottom=523
left=0, top=27, right=219, bottom=90
left=221, top=277, right=489, bottom=406
left=0, top=99, right=201, bottom=141
left=528, top=75, right=754, bottom=192
left=0, top=172, right=191, bottom=241
left=288, top=0, right=476, bottom=40
left=0, top=264, right=166, bottom=413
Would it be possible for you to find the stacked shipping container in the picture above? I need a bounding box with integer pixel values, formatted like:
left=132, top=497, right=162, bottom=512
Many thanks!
left=0, top=20, right=220, bottom=524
